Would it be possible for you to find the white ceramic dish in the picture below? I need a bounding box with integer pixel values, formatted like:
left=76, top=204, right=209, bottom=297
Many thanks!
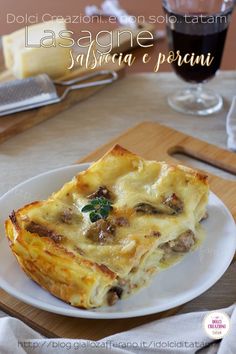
left=0, top=164, right=235, bottom=319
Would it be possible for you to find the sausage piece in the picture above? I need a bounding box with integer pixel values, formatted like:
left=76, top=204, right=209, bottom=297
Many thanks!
left=88, top=186, right=112, bottom=200
left=26, top=221, right=63, bottom=243
left=160, top=230, right=195, bottom=255
left=171, top=230, right=195, bottom=252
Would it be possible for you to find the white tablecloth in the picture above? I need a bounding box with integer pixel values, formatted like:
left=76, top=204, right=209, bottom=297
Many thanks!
left=0, top=305, right=235, bottom=354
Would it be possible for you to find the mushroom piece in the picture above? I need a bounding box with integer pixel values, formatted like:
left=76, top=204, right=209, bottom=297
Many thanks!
left=134, top=203, right=163, bottom=215
left=107, top=286, right=123, bottom=306
left=134, top=194, right=184, bottom=216
left=86, top=219, right=116, bottom=244
left=162, top=193, right=184, bottom=215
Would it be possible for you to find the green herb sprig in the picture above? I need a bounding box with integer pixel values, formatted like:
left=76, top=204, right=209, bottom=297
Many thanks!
left=81, top=197, right=113, bottom=223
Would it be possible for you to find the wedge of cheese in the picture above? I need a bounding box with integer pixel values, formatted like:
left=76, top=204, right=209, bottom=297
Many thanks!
left=2, top=20, right=72, bottom=79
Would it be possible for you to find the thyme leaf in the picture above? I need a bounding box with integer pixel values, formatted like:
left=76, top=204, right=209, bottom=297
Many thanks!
left=82, top=197, right=113, bottom=223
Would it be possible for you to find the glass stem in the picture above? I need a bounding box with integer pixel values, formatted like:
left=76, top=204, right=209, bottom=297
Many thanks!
left=192, top=84, right=203, bottom=103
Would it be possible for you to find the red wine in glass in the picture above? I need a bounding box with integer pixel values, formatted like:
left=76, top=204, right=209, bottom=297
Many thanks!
left=168, top=24, right=228, bottom=83
left=162, top=0, right=234, bottom=115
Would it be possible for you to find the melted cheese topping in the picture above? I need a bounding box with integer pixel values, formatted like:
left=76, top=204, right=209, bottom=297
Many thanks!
left=5, top=145, right=209, bottom=308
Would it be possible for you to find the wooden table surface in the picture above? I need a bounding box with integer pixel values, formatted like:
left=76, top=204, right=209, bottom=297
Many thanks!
left=0, top=71, right=235, bottom=321
left=0, top=0, right=235, bottom=338
left=0, top=0, right=235, bottom=73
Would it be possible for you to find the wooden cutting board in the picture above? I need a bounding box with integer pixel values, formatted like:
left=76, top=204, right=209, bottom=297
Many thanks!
left=0, top=63, right=125, bottom=145
left=0, top=22, right=156, bottom=145
left=0, top=122, right=235, bottom=339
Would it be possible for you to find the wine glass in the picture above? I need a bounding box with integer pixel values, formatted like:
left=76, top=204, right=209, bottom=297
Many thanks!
left=162, top=0, right=235, bottom=116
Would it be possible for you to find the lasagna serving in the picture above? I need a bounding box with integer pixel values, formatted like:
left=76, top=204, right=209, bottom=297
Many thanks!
left=5, top=145, right=209, bottom=308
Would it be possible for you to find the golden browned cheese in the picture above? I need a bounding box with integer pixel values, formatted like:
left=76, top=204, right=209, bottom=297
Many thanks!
left=5, top=145, right=209, bottom=308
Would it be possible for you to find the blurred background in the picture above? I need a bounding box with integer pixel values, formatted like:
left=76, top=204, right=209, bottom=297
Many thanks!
left=0, top=0, right=236, bottom=73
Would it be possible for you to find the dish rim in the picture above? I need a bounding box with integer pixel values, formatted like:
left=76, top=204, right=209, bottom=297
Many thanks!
left=0, top=164, right=235, bottom=319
